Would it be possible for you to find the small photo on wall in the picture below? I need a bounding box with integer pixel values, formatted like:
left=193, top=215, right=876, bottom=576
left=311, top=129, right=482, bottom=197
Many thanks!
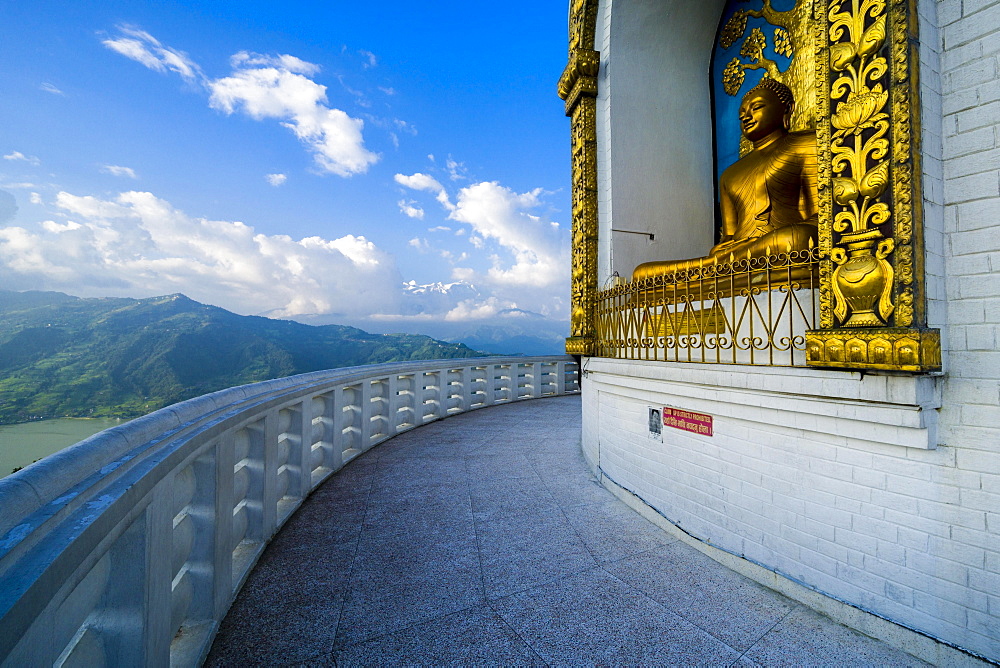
left=648, top=406, right=663, bottom=441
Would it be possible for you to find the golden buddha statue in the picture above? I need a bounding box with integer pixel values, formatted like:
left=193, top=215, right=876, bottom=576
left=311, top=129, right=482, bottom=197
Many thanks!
left=633, top=77, right=817, bottom=281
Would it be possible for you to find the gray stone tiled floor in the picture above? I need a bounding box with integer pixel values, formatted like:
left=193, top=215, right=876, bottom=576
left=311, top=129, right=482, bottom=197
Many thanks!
left=206, top=395, right=927, bottom=667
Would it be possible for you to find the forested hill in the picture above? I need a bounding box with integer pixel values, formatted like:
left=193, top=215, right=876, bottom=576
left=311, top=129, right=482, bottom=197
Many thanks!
left=0, top=290, right=485, bottom=424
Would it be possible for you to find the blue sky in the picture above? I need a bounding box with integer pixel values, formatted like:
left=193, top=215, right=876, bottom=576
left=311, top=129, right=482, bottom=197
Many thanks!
left=0, top=1, right=571, bottom=344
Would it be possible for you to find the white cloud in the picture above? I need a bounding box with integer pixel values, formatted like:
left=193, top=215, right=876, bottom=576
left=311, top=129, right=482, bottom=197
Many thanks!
left=394, top=172, right=455, bottom=211
left=394, top=119, right=417, bottom=136
left=358, top=50, right=378, bottom=68
left=29, top=192, right=42, bottom=205
left=395, top=172, right=443, bottom=193
left=0, top=190, right=404, bottom=318
left=429, top=226, right=451, bottom=232
left=230, top=51, right=319, bottom=76
left=396, top=175, right=570, bottom=317
left=209, top=54, right=379, bottom=176
left=101, top=164, right=138, bottom=179
left=42, top=220, right=82, bottom=233
left=4, top=151, right=40, bottom=166
left=379, top=86, right=396, bottom=96
left=266, top=173, right=287, bottom=186
left=446, top=158, right=467, bottom=181
left=444, top=296, right=514, bottom=322
left=397, top=199, right=424, bottom=220
left=103, top=26, right=202, bottom=81
left=103, top=28, right=378, bottom=178
left=40, top=82, right=64, bottom=95
left=408, top=237, right=430, bottom=251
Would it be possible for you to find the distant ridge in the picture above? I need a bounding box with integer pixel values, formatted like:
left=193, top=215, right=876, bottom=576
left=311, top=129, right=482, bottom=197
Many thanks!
left=0, top=290, right=485, bottom=425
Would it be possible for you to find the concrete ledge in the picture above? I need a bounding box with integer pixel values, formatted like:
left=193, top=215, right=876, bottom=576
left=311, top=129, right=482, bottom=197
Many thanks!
left=585, top=357, right=941, bottom=449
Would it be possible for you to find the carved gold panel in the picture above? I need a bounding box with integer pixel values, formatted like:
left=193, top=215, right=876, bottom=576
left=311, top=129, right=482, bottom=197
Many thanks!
left=560, top=0, right=600, bottom=356
left=806, top=0, right=940, bottom=371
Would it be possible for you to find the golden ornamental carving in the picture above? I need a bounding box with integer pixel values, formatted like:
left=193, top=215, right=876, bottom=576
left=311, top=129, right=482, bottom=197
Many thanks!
left=561, top=0, right=600, bottom=356
left=807, top=0, right=940, bottom=371
left=718, top=0, right=815, bottom=135
left=825, top=0, right=895, bottom=328
left=806, top=327, right=940, bottom=371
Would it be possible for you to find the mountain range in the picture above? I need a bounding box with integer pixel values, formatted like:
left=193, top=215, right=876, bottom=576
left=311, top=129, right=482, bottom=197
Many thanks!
left=0, top=290, right=485, bottom=425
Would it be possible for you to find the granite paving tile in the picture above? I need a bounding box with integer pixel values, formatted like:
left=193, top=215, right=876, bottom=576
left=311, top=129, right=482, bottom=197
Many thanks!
left=465, top=452, right=540, bottom=480
left=561, top=499, right=676, bottom=561
left=742, top=605, right=932, bottom=667
left=538, top=471, right=617, bottom=508
left=205, top=599, right=340, bottom=667
left=332, top=604, right=544, bottom=666
left=492, top=567, right=741, bottom=666
left=206, top=548, right=353, bottom=666
left=477, top=506, right=597, bottom=599
left=469, top=475, right=560, bottom=521
left=334, top=566, right=485, bottom=648
left=362, top=482, right=471, bottom=527
left=264, top=508, right=366, bottom=556
left=605, top=542, right=797, bottom=652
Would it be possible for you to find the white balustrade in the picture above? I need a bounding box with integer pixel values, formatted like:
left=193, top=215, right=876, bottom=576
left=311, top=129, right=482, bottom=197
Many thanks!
left=0, top=356, right=579, bottom=667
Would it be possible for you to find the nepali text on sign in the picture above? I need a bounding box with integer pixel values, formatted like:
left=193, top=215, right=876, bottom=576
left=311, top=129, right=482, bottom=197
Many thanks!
left=662, top=407, right=713, bottom=437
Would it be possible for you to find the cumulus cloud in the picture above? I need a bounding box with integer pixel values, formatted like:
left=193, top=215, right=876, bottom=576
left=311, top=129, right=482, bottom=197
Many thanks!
left=101, top=164, right=138, bottom=179
left=397, top=199, right=424, bottom=220
left=208, top=53, right=379, bottom=176
left=4, top=151, right=40, bottom=166
left=395, top=173, right=570, bottom=318
left=394, top=172, right=454, bottom=211
left=0, top=189, right=404, bottom=318
left=266, top=173, right=287, bottom=186
left=102, top=26, right=202, bottom=81
left=103, top=27, right=378, bottom=178
left=444, top=296, right=515, bottom=321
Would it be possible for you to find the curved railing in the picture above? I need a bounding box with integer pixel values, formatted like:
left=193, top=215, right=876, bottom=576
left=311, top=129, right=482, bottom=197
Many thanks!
left=0, top=356, right=579, bottom=667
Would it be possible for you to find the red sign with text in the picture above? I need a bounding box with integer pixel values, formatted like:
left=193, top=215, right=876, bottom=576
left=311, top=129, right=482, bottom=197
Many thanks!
left=662, top=407, right=713, bottom=437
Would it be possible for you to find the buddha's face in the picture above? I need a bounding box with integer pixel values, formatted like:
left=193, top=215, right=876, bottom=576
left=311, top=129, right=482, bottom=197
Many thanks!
left=738, top=89, right=788, bottom=141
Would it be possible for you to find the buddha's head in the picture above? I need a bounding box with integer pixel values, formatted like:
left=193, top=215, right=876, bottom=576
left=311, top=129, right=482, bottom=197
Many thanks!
left=738, top=78, right=794, bottom=142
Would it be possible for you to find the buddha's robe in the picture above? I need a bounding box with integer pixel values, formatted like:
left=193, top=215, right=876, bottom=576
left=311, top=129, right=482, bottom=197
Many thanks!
left=632, top=130, right=818, bottom=282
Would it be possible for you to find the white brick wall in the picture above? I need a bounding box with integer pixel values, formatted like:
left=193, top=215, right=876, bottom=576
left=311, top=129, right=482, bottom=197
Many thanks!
left=582, top=354, right=999, bottom=660
left=937, top=0, right=1000, bottom=657
left=578, top=0, right=1000, bottom=659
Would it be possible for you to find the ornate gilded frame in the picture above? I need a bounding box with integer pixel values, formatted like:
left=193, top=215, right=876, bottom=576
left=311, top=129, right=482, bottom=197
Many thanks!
left=560, top=0, right=940, bottom=371
left=559, top=0, right=601, bottom=356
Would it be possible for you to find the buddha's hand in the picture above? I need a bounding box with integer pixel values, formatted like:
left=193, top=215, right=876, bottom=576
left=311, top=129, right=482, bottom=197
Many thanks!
left=710, top=238, right=737, bottom=255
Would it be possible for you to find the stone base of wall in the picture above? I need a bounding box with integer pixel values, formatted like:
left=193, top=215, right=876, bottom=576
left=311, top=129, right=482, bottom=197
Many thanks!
left=581, top=358, right=998, bottom=663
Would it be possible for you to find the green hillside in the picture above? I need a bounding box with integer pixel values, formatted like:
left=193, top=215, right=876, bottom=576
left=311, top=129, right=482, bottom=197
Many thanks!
left=0, top=290, right=485, bottom=424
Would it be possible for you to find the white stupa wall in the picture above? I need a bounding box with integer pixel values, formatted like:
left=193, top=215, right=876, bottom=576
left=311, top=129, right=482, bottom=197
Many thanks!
left=584, top=0, right=1000, bottom=660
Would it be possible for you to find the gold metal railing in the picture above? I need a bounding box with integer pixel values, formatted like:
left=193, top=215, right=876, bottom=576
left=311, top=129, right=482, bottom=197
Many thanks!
left=596, top=244, right=821, bottom=366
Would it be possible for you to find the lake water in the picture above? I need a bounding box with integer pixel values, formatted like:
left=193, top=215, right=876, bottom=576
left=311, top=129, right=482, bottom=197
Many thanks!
left=0, top=418, right=122, bottom=477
